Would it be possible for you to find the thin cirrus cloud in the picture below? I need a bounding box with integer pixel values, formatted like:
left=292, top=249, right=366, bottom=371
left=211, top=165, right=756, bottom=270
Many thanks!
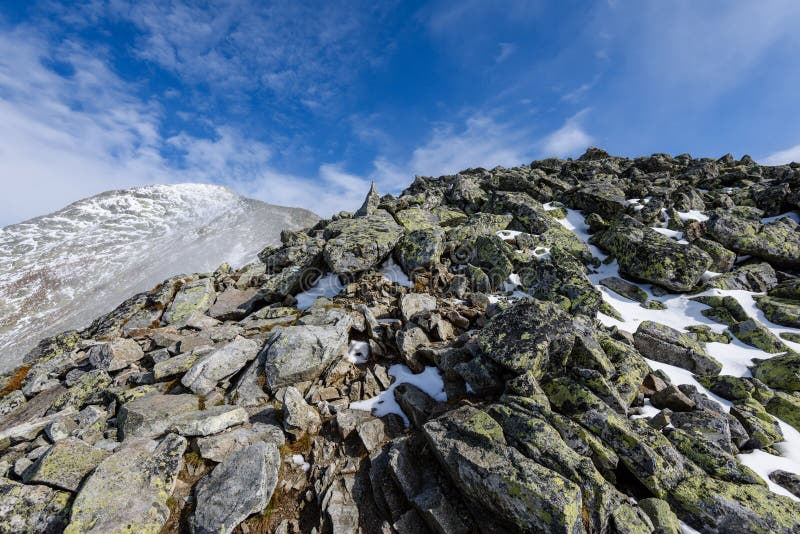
left=762, top=145, right=800, bottom=166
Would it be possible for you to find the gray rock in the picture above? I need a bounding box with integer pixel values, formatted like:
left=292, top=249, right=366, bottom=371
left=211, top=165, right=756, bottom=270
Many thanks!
left=650, top=385, right=696, bottom=412
left=282, top=386, right=321, bottom=439
left=0, top=389, right=25, bottom=416
left=423, top=405, right=584, bottom=533
left=769, top=470, right=800, bottom=499
left=0, top=477, right=71, bottom=533
left=590, top=215, right=712, bottom=291
left=22, top=438, right=110, bottom=492
left=263, top=324, right=350, bottom=390
left=161, top=277, right=216, bottom=325
left=394, top=382, right=437, bottom=428
left=191, top=441, right=280, bottom=534
left=477, top=298, right=575, bottom=376
left=395, top=227, right=445, bottom=275
left=87, top=338, right=144, bottom=372
left=195, top=422, right=285, bottom=462
left=207, top=287, right=261, bottom=321
left=117, top=393, right=199, bottom=440
left=705, top=212, right=800, bottom=268
left=168, top=405, right=249, bottom=437
left=638, top=498, right=681, bottom=534
left=153, top=346, right=213, bottom=380
left=399, top=293, right=437, bottom=323
left=356, top=418, right=388, bottom=453
left=0, top=407, right=76, bottom=445
left=182, top=336, right=261, bottom=395
left=355, top=181, right=381, bottom=217
left=323, top=209, right=404, bottom=275
left=65, top=433, right=187, bottom=534
left=634, top=321, right=722, bottom=376
left=321, top=474, right=360, bottom=534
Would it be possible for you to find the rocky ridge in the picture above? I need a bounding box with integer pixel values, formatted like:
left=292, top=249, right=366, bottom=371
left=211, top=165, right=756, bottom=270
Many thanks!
left=2, top=148, right=800, bottom=533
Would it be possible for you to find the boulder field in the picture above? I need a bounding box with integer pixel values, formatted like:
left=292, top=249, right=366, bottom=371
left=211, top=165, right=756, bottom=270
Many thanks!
left=2, top=148, right=800, bottom=533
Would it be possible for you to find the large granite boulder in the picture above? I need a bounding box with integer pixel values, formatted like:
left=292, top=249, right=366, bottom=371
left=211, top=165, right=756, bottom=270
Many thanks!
left=422, top=405, right=584, bottom=533
left=591, top=216, right=712, bottom=291
left=65, top=433, right=187, bottom=534
left=191, top=441, right=280, bottom=534
left=323, top=210, right=404, bottom=275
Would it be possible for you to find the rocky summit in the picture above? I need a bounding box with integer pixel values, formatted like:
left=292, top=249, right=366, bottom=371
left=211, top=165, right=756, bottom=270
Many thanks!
left=3, top=148, right=800, bottom=533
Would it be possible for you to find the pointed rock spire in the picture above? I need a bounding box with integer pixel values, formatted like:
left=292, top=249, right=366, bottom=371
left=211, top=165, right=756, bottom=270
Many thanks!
left=354, top=181, right=380, bottom=217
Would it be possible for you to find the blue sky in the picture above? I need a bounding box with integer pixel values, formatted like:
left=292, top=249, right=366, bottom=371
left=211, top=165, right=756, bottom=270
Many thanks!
left=2, top=1, right=800, bottom=225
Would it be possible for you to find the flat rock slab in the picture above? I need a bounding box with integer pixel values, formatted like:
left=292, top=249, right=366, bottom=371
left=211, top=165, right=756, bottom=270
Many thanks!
left=192, top=441, right=280, bottom=534
left=87, top=338, right=144, bottom=372
left=196, top=422, right=285, bottom=463
left=263, top=324, right=350, bottom=390
left=65, top=433, right=187, bottom=534
left=168, top=405, right=249, bottom=437
left=633, top=321, right=722, bottom=376
left=0, top=477, right=71, bottom=533
left=117, top=393, right=199, bottom=440
left=208, top=287, right=261, bottom=321
left=161, top=278, right=216, bottom=326
left=182, top=336, right=261, bottom=395
left=22, top=438, right=110, bottom=492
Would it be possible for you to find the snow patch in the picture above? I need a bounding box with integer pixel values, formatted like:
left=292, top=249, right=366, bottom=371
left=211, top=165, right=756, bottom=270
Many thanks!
left=350, top=364, right=447, bottom=426
left=295, top=272, right=345, bottom=310
left=381, top=257, right=413, bottom=287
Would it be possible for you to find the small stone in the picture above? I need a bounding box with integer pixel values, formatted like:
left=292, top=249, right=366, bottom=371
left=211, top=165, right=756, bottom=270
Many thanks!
left=282, top=386, right=322, bottom=440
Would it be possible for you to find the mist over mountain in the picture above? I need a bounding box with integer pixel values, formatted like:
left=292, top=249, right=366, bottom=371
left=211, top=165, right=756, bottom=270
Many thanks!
left=0, top=183, right=318, bottom=373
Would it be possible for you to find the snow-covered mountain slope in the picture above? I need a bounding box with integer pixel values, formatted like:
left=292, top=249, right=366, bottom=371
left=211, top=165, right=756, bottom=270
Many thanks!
left=0, top=184, right=318, bottom=372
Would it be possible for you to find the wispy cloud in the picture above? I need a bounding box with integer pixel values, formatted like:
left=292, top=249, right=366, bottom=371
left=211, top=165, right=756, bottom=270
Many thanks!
left=762, top=144, right=800, bottom=166
left=539, top=109, right=593, bottom=158
left=495, top=42, right=516, bottom=63
left=0, top=25, right=381, bottom=224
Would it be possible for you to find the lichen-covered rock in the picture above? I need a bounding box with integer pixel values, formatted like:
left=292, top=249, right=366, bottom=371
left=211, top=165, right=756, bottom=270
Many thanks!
left=423, top=405, right=584, bottom=534
left=600, top=276, right=648, bottom=302
left=191, top=441, right=280, bottom=534
left=693, top=237, right=736, bottom=273
left=590, top=215, right=712, bottom=291
left=117, top=393, right=199, bottom=440
left=181, top=336, right=261, bottom=395
left=729, top=319, right=787, bottom=353
left=262, top=322, right=351, bottom=390
left=282, top=386, right=322, bottom=439
left=395, top=227, right=445, bottom=274
left=477, top=298, right=575, bottom=376
left=87, top=338, right=144, bottom=372
left=544, top=378, right=687, bottom=498
left=729, top=399, right=783, bottom=450
left=707, top=262, right=777, bottom=292
left=488, top=399, right=622, bottom=533
left=663, top=427, right=763, bottom=485
left=765, top=391, right=800, bottom=432
left=195, top=422, right=285, bottom=462
left=168, top=405, right=249, bottom=437
left=634, top=321, right=721, bottom=375
left=50, top=369, right=112, bottom=412
left=638, top=498, right=681, bottom=534
left=65, top=433, right=187, bottom=534
left=750, top=352, right=800, bottom=391
left=0, top=477, right=71, bottom=533
left=704, top=212, right=800, bottom=268
left=323, top=210, right=404, bottom=274
left=161, top=277, right=216, bottom=325
left=517, top=248, right=602, bottom=315
left=669, top=473, right=800, bottom=533
left=22, top=438, right=110, bottom=492
left=754, top=295, right=800, bottom=328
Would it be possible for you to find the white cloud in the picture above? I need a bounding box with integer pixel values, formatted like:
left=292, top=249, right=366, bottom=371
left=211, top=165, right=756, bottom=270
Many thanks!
left=408, top=113, right=532, bottom=177
left=539, top=110, right=593, bottom=158
left=0, top=26, right=376, bottom=225
left=762, top=144, right=800, bottom=166
left=496, top=42, right=516, bottom=63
